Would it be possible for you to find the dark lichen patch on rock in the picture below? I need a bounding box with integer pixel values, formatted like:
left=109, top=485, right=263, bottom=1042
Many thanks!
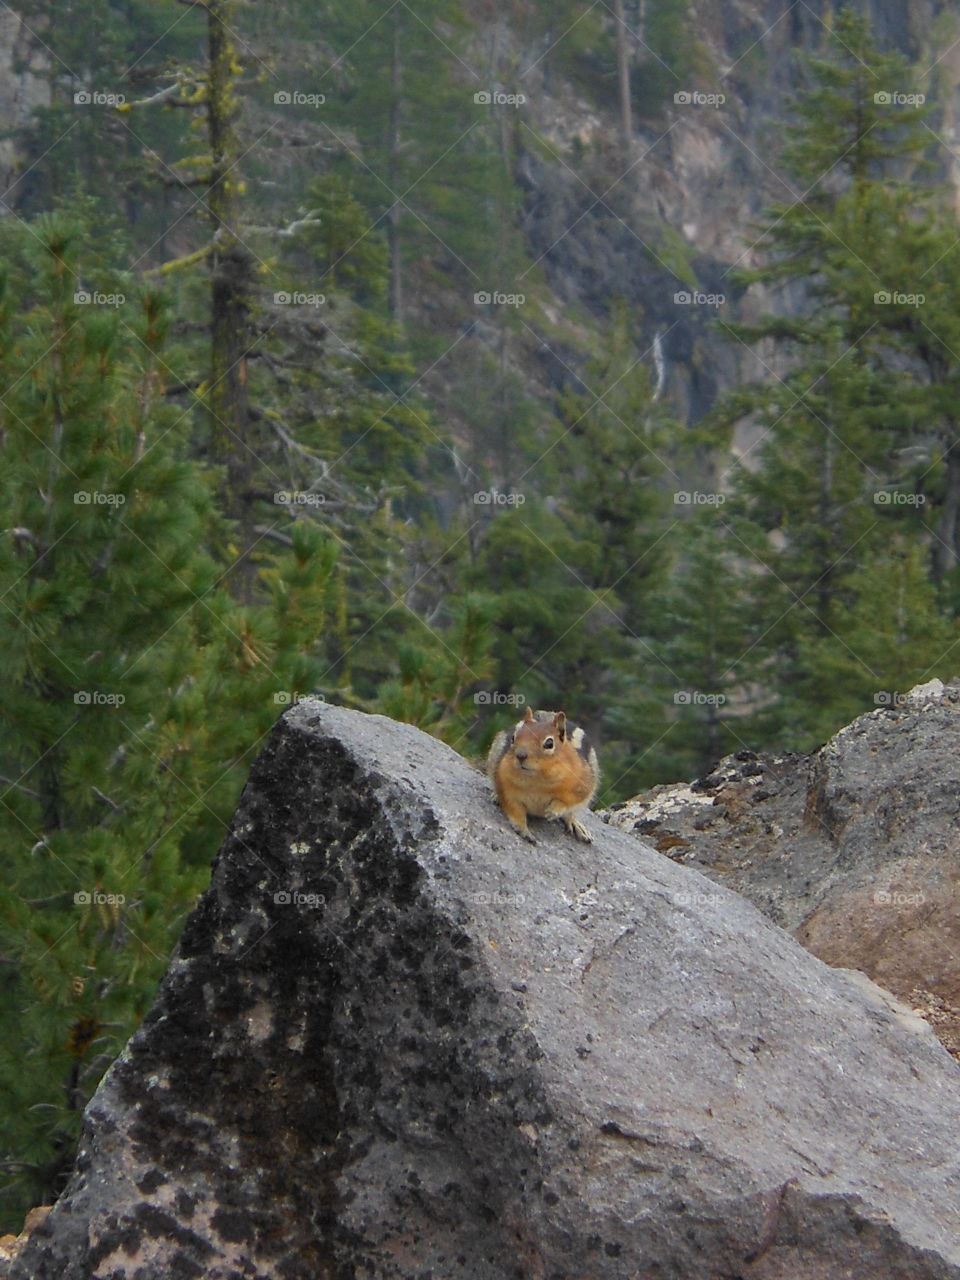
left=128, top=1204, right=217, bottom=1257
left=135, top=1169, right=167, bottom=1195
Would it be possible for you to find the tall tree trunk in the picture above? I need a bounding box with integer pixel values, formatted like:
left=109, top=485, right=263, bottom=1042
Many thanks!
left=387, top=10, right=404, bottom=323
left=815, top=427, right=835, bottom=628
left=613, top=0, right=633, bottom=161
left=206, top=0, right=256, bottom=599
left=934, top=435, right=960, bottom=581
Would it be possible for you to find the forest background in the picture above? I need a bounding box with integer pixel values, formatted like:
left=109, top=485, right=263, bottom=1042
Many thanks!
left=2, top=0, right=959, bottom=1230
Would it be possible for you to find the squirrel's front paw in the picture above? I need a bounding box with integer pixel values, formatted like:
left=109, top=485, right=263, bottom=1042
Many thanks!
left=564, top=816, right=592, bottom=844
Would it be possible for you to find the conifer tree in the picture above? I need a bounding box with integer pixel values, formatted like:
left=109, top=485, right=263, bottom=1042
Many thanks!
left=774, top=537, right=958, bottom=748
left=720, top=7, right=946, bottom=744
left=308, top=0, right=477, bottom=323
left=0, top=215, right=335, bottom=1227
left=552, top=303, right=673, bottom=767
left=644, top=512, right=757, bottom=781
left=463, top=303, right=676, bottom=797
left=10, top=0, right=200, bottom=238
left=127, top=6, right=450, bottom=685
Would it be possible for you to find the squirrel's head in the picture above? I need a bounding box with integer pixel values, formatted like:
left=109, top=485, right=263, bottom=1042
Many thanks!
left=511, top=706, right=567, bottom=770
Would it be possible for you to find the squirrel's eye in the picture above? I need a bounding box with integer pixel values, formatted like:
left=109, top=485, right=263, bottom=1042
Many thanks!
left=543, top=737, right=554, bottom=750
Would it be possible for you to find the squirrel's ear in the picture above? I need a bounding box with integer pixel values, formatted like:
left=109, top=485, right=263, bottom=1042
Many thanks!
left=523, top=705, right=534, bottom=723
left=554, top=711, right=566, bottom=740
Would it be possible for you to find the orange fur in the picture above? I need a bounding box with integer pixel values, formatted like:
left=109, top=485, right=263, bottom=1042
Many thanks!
left=487, top=707, right=599, bottom=843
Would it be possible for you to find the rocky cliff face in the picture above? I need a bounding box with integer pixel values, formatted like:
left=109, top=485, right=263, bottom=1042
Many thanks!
left=488, top=0, right=960, bottom=424
left=2, top=2, right=956, bottom=427
left=8, top=700, right=960, bottom=1279
left=0, top=10, right=48, bottom=198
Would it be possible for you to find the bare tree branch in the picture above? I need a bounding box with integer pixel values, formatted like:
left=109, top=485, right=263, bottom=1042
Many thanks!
left=245, top=212, right=323, bottom=238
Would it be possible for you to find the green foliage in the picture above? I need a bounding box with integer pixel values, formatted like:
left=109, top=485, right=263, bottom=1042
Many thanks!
left=302, top=175, right=389, bottom=299
left=305, top=0, right=494, bottom=301
left=644, top=512, right=759, bottom=781
left=547, top=7, right=620, bottom=112
left=11, top=0, right=203, bottom=242
left=373, top=591, right=497, bottom=746
left=718, top=5, right=956, bottom=749
left=782, top=8, right=932, bottom=188
left=654, top=223, right=698, bottom=289
left=464, top=302, right=679, bottom=797
left=771, top=538, right=958, bottom=749
left=254, top=175, right=450, bottom=699
left=0, top=216, right=336, bottom=1227
left=633, top=0, right=704, bottom=115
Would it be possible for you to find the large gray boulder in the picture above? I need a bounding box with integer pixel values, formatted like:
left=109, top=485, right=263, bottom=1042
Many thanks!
left=604, top=677, right=960, bottom=1057
left=12, top=700, right=960, bottom=1278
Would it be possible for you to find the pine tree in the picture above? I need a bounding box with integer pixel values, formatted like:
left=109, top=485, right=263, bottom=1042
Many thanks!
left=305, top=0, right=479, bottom=324
left=466, top=497, right=600, bottom=719
left=777, top=537, right=958, bottom=748
left=555, top=303, right=671, bottom=626
left=863, top=209, right=960, bottom=590
left=373, top=592, right=497, bottom=747
left=461, top=302, right=677, bottom=798
left=0, top=215, right=335, bottom=1228
left=124, top=8, right=450, bottom=692
left=552, top=302, right=674, bottom=787
left=719, top=7, right=946, bottom=744
left=642, top=512, right=759, bottom=782
left=10, top=0, right=201, bottom=240
left=245, top=170, right=451, bottom=702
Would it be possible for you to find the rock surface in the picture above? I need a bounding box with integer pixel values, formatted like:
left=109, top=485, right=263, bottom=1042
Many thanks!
left=0, top=10, right=48, bottom=196
left=604, top=678, right=960, bottom=1058
left=11, top=699, right=960, bottom=1279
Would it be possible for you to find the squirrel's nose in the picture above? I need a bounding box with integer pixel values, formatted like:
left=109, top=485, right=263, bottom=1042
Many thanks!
left=515, top=749, right=528, bottom=763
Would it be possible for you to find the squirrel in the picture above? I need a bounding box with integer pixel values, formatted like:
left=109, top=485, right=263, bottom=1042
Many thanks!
left=486, top=706, right=599, bottom=844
